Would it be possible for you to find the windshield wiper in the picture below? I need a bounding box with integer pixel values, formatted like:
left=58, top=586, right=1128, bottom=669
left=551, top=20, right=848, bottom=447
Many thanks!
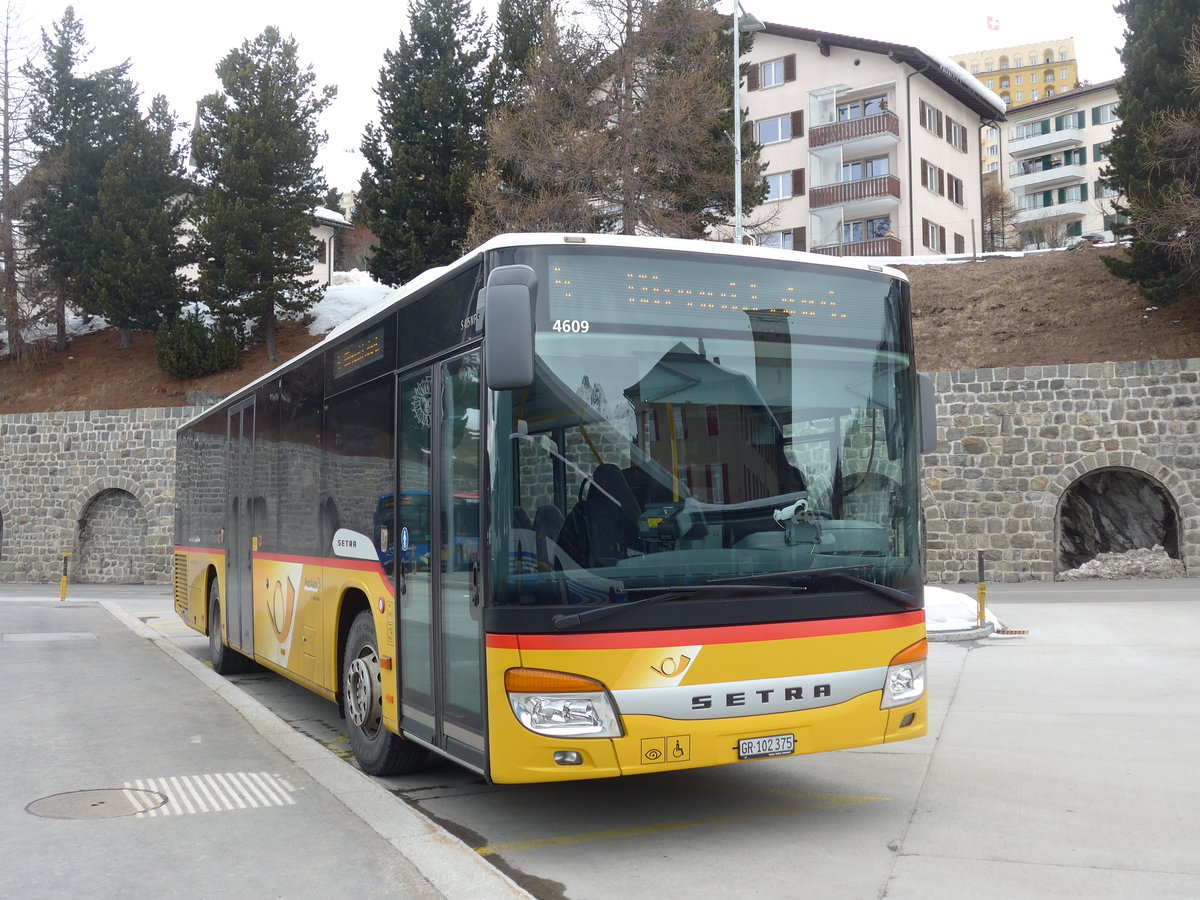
left=551, top=583, right=800, bottom=631
left=708, top=565, right=919, bottom=611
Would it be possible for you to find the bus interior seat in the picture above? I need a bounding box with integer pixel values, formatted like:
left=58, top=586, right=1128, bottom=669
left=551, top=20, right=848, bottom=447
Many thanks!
left=584, top=463, right=642, bottom=566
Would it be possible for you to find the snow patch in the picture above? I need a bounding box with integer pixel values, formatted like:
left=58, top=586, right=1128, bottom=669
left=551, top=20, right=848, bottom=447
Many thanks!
left=1057, top=546, right=1186, bottom=581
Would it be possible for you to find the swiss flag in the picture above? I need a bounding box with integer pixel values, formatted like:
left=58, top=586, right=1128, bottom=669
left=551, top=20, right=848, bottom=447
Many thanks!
left=987, top=16, right=1000, bottom=30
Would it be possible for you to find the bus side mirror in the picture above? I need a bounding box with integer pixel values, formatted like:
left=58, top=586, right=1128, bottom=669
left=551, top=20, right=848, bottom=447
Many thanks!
left=483, top=264, right=538, bottom=390
left=918, top=373, right=937, bottom=453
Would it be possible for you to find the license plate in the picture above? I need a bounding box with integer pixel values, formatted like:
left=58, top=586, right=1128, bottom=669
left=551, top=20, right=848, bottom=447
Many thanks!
left=738, top=733, right=795, bottom=760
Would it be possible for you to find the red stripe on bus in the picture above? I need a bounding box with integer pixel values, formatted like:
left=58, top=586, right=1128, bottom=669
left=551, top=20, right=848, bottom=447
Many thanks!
left=485, top=611, right=923, bottom=651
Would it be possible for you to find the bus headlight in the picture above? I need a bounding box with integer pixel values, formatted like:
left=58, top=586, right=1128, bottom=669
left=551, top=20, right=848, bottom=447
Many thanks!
left=881, top=639, right=927, bottom=709
left=505, top=668, right=623, bottom=737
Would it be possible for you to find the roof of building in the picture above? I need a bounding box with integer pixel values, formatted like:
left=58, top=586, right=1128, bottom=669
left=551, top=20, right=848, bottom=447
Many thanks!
left=1004, top=78, right=1120, bottom=116
left=761, top=23, right=1009, bottom=121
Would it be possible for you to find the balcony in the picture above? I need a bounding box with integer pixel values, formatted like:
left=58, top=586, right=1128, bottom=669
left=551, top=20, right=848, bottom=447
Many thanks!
left=1010, top=162, right=1086, bottom=192
left=812, top=237, right=903, bottom=258
left=1013, top=200, right=1090, bottom=223
left=810, top=174, right=902, bottom=210
left=1009, top=125, right=1083, bottom=158
left=810, top=111, right=901, bottom=149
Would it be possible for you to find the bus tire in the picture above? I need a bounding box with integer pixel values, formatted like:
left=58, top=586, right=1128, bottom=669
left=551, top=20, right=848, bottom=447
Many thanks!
left=343, top=611, right=429, bottom=776
left=208, top=580, right=252, bottom=675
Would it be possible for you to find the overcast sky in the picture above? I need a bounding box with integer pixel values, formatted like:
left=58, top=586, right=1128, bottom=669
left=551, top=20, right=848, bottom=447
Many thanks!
left=43, top=0, right=1127, bottom=193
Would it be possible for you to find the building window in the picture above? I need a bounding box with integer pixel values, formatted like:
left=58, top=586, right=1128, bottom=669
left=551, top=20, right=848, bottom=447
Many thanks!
left=758, top=230, right=794, bottom=250
left=922, top=218, right=945, bottom=252
left=1030, top=72, right=1038, bottom=83
left=1095, top=180, right=1118, bottom=199
left=1093, top=102, right=1120, bottom=124
left=986, top=79, right=995, bottom=89
left=1061, top=68, right=1069, bottom=79
left=986, top=161, right=999, bottom=173
left=971, top=64, right=980, bottom=74
left=1015, top=74, right=1023, bottom=85
left=948, top=119, right=968, bottom=152
left=1094, top=141, right=1110, bottom=161
left=843, top=216, right=891, bottom=244
left=921, top=159, right=944, bottom=195
left=1000, top=77, right=1010, bottom=89
left=1060, top=52, right=1068, bottom=62
left=1031, top=90, right=1039, bottom=101
left=948, top=174, right=965, bottom=206
left=760, top=58, right=785, bottom=88
left=1015, top=56, right=1023, bottom=67
left=987, top=144, right=999, bottom=157
left=919, top=100, right=943, bottom=136
left=757, top=115, right=791, bottom=144
left=837, top=95, right=886, bottom=120
left=843, top=155, right=889, bottom=182
left=1047, top=87, right=1056, bottom=97
left=1016, top=92, right=1024, bottom=102
left=765, top=172, right=793, bottom=201
left=1045, top=70, right=1055, bottom=82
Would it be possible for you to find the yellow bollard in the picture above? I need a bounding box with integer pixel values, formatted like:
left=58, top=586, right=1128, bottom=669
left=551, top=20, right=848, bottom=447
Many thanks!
left=59, top=553, right=70, bottom=601
left=976, top=550, right=987, bottom=627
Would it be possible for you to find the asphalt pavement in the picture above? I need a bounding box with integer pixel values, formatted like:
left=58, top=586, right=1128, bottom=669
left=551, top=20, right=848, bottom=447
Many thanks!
left=0, top=585, right=530, bottom=900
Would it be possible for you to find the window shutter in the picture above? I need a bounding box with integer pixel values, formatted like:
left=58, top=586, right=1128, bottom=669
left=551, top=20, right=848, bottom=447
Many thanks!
left=1080, top=183, right=1088, bottom=201
left=936, top=110, right=944, bottom=137
left=938, top=226, right=946, bottom=251
left=783, top=54, right=796, bottom=82
left=920, top=159, right=928, bottom=188
left=747, top=65, right=759, bottom=91
left=937, top=168, right=945, bottom=196
left=921, top=218, right=931, bottom=248
left=792, top=168, right=805, bottom=196
left=954, top=233, right=965, bottom=254
left=792, top=226, right=806, bottom=251
left=791, top=110, right=804, bottom=138
left=919, top=100, right=927, bottom=126
left=945, top=116, right=955, bottom=146
left=1092, top=106, right=1100, bottom=125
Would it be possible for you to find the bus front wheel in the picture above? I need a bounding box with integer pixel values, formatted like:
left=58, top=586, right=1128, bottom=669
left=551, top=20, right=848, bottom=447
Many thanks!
left=208, top=581, right=252, bottom=675
left=343, top=611, right=429, bottom=776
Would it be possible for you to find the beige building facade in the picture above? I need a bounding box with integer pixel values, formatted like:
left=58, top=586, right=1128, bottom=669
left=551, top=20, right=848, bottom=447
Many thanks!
left=737, top=25, right=1006, bottom=258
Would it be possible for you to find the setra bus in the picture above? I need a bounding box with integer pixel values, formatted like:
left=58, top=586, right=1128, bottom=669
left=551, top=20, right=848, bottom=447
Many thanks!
left=172, top=233, right=936, bottom=783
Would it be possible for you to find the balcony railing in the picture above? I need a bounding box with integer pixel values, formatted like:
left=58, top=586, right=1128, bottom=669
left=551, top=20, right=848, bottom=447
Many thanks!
left=810, top=111, right=901, bottom=148
left=809, top=174, right=902, bottom=209
left=812, top=237, right=903, bottom=258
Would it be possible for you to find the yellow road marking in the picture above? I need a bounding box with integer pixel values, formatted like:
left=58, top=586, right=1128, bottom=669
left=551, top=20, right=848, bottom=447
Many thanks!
left=474, top=792, right=888, bottom=856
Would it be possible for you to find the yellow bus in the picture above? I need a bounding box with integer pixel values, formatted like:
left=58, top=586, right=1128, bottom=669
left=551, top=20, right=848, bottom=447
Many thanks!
left=173, top=233, right=934, bottom=783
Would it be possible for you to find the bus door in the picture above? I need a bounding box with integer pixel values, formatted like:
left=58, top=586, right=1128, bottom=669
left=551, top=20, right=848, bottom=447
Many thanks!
left=225, top=398, right=255, bottom=653
left=396, top=352, right=484, bottom=770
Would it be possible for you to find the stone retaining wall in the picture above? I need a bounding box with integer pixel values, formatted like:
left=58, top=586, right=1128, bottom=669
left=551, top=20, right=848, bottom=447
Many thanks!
left=2, top=357, right=1198, bottom=584
left=0, top=407, right=198, bottom=584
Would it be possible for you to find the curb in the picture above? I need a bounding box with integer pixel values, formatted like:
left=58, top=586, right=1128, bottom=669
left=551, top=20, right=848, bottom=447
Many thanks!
left=100, top=601, right=532, bottom=900
left=927, top=622, right=996, bottom=642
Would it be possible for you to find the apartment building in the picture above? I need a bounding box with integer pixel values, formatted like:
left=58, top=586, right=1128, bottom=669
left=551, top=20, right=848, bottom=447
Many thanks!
left=1003, top=80, right=1122, bottom=246
left=949, top=40, right=1080, bottom=176
left=739, top=25, right=1006, bottom=258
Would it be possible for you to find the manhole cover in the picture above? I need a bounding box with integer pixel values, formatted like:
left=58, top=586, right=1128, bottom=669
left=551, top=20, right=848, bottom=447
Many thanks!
left=26, top=789, right=167, bottom=819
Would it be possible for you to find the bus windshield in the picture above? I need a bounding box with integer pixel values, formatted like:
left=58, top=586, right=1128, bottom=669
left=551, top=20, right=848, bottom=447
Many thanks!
left=489, top=244, right=922, bottom=625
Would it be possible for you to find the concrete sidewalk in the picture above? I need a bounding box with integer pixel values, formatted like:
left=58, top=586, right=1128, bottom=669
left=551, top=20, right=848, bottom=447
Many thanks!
left=0, top=593, right=529, bottom=899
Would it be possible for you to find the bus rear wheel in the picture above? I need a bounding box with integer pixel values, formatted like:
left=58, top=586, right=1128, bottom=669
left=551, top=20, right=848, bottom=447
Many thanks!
left=343, top=611, right=428, bottom=776
left=208, top=580, right=252, bottom=675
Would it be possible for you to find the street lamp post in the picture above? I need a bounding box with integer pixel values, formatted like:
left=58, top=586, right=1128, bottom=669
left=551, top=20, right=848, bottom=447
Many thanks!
left=733, top=2, right=764, bottom=245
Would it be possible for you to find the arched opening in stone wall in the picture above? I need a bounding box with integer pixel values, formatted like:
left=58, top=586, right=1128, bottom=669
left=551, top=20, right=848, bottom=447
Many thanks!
left=75, top=489, right=149, bottom=584
left=1056, top=468, right=1182, bottom=573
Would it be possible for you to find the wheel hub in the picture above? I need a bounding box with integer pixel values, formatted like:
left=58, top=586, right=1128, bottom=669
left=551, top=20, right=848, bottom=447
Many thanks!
left=346, top=654, right=380, bottom=730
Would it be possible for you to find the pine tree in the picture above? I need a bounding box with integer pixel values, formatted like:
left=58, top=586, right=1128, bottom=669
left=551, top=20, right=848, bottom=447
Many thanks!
left=486, top=0, right=553, bottom=110
left=23, top=6, right=140, bottom=351
left=358, top=0, right=489, bottom=286
left=81, top=96, right=191, bottom=349
left=1103, top=0, right=1200, bottom=304
left=190, top=26, right=334, bottom=362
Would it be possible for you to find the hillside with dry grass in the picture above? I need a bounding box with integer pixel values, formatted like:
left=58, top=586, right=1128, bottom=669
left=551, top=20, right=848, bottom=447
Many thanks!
left=1, top=244, right=1198, bottom=414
